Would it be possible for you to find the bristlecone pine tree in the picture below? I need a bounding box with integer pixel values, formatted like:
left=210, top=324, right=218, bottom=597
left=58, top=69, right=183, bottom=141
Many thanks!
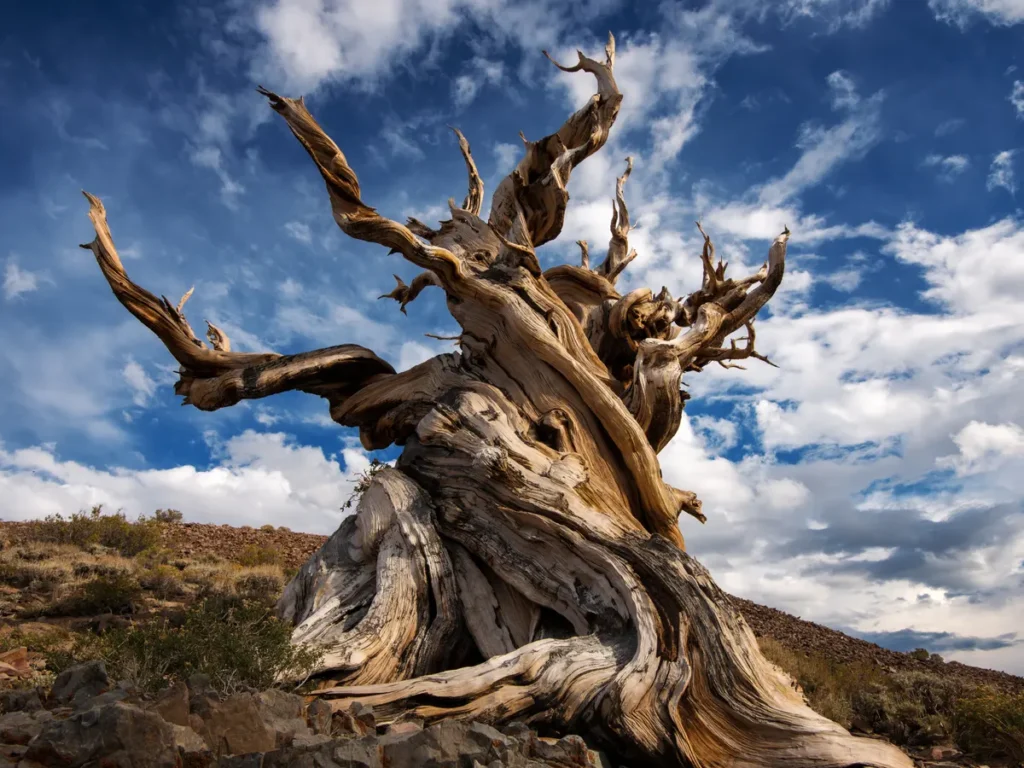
left=80, top=34, right=912, bottom=768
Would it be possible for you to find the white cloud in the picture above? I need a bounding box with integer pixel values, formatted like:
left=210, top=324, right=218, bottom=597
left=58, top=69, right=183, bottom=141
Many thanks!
left=250, top=0, right=595, bottom=94
left=773, top=0, right=890, bottom=29
left=939, top=421, right=1024, bottom=475
left=924, top=153, right=970, bottom=180
left=986, top=150, right=1018, bottom=194
left=189, top=145, right=245, bottom=209
left=1011, top=80, right=1024, bottom=118
left=929, top=0, right=1024, bottom=26
left=3, top=258, right=41, bottom=300
left=121, top=358, right=157, bottom=408
left=452, top=57, right=504, bottom=108
left=822, top=267, right=863, bottom=292
left=284, top=221, right=312, bottom=243
left=757, top=72, right=884, bottom=205
left=0, top=431, right=372, bottom=534
left=492, top=142, right=520, bottom=172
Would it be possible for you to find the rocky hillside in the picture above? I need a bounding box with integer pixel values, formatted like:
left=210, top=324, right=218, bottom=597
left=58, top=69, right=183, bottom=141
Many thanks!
left=1, top=517, right=1023, bottom=767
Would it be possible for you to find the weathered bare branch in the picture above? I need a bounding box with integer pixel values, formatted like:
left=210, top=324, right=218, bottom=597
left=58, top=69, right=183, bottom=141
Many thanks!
left=488, top=32, right=622, bottom=248
left=595, top=157, right=636, bottom=283
left=258, top=87, right=466, bottom=290
left=378, top=272, right=441, bottom=314
left=81, top=191, right=394, bottom=414
left=450, top=126, right=483, bottom=216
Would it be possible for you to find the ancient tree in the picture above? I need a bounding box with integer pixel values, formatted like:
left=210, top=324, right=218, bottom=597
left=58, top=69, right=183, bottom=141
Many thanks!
left=80, top=35, right=911, bottom=767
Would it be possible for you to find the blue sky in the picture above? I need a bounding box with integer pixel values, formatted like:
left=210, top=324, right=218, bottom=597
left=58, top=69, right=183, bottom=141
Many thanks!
left=2, top=0, right=1024, bottom=673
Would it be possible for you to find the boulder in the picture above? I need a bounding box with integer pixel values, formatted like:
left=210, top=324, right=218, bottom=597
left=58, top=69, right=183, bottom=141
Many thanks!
left=0, top=710, right=53, bottom=745
left=23, top=701, right=178, bottom=768
left=256, top=688, right=313, bottom=747
left=0, top=688, right=43, bottom=714
left=48, top=660, right=110, bottom=708
left=189, top=692, right=277, bottom=756
left=148, top=681, right=190, bottom=727
left=380, top=720, right=513, bottom=767
left=307, top=697, right=332, bottom=735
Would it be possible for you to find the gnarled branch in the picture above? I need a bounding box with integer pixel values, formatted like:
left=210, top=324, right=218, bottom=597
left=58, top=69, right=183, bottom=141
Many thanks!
left=80, top=191, right=394, bottom=414
left=489, top=32, right=621, bottom=248
left=450, top=126, right=483, bottom=216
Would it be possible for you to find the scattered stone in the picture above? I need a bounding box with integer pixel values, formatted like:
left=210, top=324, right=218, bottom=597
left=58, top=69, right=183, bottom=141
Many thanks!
left=307, top=697, right=332, bottom=735
left=23, top=701, right=178, bottom=768
left=380, top=720, right=513, bottom=767
left=189, top=692, right=277, bottom=757
left=0, top=688, right=43, bottom=714
left=169, top=722, right=209, bottom=754
left=0, top=710, right=53, bottom=745
left=149, top=681, right=190, bottom=727
left=48, top=659, right=110, bottom=708
left=256, top=688, right=313, bottom=747
left=333, top=701, right=376, bottom=737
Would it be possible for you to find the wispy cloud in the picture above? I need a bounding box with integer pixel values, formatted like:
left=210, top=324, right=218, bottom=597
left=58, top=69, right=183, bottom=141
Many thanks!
left=924, top=153, right=970, bottom=180
left=1011, top=79, right=1024, bottom=119
left=929, top=0, right=1024, bottom=27
left=3, top=258, right=42, bottom=300
left=757, top=71, right=884, bottom=205
left=987, top=149, right=1018, bottom=194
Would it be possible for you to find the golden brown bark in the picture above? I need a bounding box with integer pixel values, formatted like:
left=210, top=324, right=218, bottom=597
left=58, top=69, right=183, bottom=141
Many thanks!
left=79, top=33, right=912, bottom=768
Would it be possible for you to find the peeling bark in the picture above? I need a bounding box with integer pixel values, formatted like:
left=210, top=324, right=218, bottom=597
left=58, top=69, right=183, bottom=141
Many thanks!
left=79, top=33, right=912, bottom=768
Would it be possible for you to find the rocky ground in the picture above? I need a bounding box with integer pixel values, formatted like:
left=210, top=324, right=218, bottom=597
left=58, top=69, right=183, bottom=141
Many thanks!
left=0, top=658, right=611, bottom=767
left=0, top=519, right=1021, bottom=767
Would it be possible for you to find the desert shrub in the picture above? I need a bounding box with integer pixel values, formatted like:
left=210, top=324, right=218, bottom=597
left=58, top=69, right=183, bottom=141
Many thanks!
left=233, top=570, right=283, bottom=604
left=277, top=526, right=291, bottom=533
left=138, top=565, right=185, bottom=599
left=909, top=648, right=930, bottom=661
left=260, top=524, right=276, bottom=532
left=44, top=572, right=142, bottom=616
left=26, top=506, right=159, bottom=557
left=152, top=508, right=183, bottom=524
left=758, top=637, right=962, bottom=747
left=135, top=547, right=174, bottom=569
left=341, top=458, right=386, bottom=511
left=758, top=636, right=883, bottom=727
left=953, top=688, right=1024, bottom=761
left=235, top=544, right=281, bottom=568
left=57, top=595, right=323, bottom=694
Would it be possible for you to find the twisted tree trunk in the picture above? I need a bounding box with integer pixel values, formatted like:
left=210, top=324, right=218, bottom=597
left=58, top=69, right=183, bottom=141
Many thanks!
left=79, top=34, right=912, bottom=767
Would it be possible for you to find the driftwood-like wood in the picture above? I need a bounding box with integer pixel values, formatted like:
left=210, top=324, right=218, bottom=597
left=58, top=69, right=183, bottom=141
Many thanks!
left=79, top=33, right=911, bottom=767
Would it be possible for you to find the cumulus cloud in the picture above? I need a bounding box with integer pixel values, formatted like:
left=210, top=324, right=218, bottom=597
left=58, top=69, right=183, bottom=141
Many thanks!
left=0, top=430, right=372, bottom=534
left=938, top=421, right=1024, bottom=475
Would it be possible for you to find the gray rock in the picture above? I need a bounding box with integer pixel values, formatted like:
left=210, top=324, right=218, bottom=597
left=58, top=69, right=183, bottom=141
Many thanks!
left=189, top=692, right=277, bottom=757
left=0, top=710, right=53, bottom=745
left=256, top=688, right=313, bottom=747
left=169, top=722, right=208, bottom=754
left=0, top=688, right=43, bottom=714
left=380, top=720, right=513, bottom=767
left=307, top=697, right=332, bottom=735
left=148, top=681, right=190, bottom=727
left=48, top=660, right=110, bottom=708
left=23, top=701, right=178, bottom=768
left=333, top=702, right=377, bottom=738
left=258, top=735, right=381, bottom=768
